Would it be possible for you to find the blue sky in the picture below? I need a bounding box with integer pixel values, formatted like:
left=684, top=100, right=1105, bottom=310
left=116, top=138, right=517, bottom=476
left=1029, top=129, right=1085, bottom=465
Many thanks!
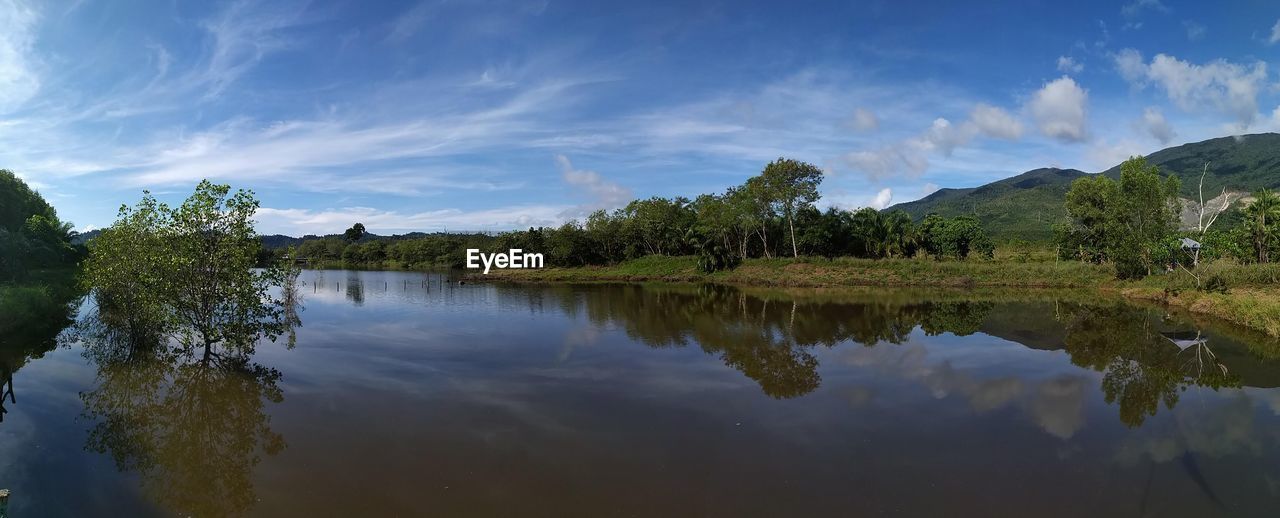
left=7, top=0, right=1280, bottom=235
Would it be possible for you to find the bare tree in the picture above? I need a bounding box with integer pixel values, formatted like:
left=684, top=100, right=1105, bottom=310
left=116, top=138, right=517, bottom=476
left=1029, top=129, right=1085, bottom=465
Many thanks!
left=1192, top=162, right=1241, bottom=265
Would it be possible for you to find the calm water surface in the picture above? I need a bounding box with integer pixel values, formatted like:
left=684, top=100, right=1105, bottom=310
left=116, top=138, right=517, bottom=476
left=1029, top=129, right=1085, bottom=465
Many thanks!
left=3, top=269, right=1280, bottom=517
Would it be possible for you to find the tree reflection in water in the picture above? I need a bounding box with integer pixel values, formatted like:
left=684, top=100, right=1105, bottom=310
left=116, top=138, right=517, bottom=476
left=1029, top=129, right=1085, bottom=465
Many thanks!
left=0, top=285, right=81, bottom=425
left=533, top=284, right=1252, bottom=426
left=1056, top=303, right=1238, bottom=427
left=547, top=284, right=995, bottom=399
left=71, top=287, right=301, bottom=517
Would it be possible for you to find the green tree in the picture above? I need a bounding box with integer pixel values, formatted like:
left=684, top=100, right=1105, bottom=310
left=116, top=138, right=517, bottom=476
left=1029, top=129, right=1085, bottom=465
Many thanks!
left=1244, top=189, right=1280, bottom=263
left=343, top=222, right=367, bottom=243
left=759, top=158, right=824, bottom=257
left=938, top=215, right=995, bottom=260
left=1061, top=174, right=1117, bottom=262
left=1108, top=157, right=1182, bottom=279
left=84, top=181, right=293, bottom=355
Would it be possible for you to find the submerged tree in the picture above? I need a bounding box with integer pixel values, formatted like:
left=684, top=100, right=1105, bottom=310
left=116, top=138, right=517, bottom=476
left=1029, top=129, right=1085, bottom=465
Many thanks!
left=83, top=181, right=297, bottom=355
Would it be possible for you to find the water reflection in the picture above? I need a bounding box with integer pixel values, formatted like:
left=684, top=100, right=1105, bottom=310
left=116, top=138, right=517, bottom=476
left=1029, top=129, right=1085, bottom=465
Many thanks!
left=1057, top=303, right=1238, bottom=427
left=0, top=287, right=80, bottom=425
left=65, top=283, right=302, bottom=517
left=515, top=283, right=1268, bottom=426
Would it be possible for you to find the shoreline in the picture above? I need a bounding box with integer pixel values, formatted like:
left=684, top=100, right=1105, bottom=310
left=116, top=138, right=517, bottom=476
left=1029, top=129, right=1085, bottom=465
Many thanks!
left=465, top=256, right=1280, bottom=338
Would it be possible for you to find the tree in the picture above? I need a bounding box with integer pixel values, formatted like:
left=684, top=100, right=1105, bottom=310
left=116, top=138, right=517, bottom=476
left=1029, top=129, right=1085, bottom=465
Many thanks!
left=585, top=209, right=624, bottom=264
left=1061, top=175, right=1117, bottom=263
left=1244, top=189, right=1280, bottom=263
left=759, top=158, right=824, bottom=257
left=344, top=222, right=367, bottom=243
left=1108, top=157, right=1182, bottom=279
left=0, top=170, right=78, bottom=281
left=937, top=215, right=995, bottom=260
left=84, top=181, right=293, bottom=355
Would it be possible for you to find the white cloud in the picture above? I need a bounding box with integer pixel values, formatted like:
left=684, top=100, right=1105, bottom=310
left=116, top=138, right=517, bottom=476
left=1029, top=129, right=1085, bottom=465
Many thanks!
left=842, top=140, right=931, bottom=180
left=255, top=204, right=571, bottom=235
left=1027, top=76, right=1088, bottom=142
left=1056, top=56, right=1083, bottom=74
left=0, top=0, right=41, bottom=113
left=870, top=188, right=893, bottom=209
left=1114, top=50, right=1268, bottom=130
left=920, top=182, right=940, bottom=197
left=922, top=117, right=974, bottom=156
left=555, top=154, right=632, bottom=210
left=1183, top=21, right=1206, bottom=41
left=1114, top=48, right=1147, bottom=83
left=970, top=103, right=1023, bottom=140
left=1085, top=139, right=1146, bottom=170
left=1140, top=106, right=1175, bottom=144
left=1270, top=19, right=1280, bottom=45
left=849, top=107, right=879, bottom=132
left=842, top=102, right=1022, bottom=180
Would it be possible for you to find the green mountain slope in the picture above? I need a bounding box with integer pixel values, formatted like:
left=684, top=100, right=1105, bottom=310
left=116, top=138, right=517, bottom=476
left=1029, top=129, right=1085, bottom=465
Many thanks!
left=889, top=168, right=1087, bottom=241
left=1101, top=133, right=1280, bottom=196
left=887, top=133, right=1280, bottom=242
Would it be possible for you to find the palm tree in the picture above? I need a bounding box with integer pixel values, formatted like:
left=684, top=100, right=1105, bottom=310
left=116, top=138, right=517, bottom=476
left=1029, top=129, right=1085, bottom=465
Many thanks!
left=1245, top=189, right=1280, bottom=263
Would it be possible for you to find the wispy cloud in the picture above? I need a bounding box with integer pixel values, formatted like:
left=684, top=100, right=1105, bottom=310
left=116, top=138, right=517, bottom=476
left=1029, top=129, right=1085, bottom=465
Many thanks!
left=255, top=204, right=570, bottom=235
left=0, top=0, right=41, bottom=113
left=385, top=1, right=435, bottom=43
left=555, top=154, right=632, bottom=214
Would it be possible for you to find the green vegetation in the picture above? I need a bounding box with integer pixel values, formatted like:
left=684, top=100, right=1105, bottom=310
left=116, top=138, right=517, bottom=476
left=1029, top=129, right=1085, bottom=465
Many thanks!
left=0, top=169, right=81, bottom=281
left=84, top=181, right=297, bottom=353
left=288, top=157, right=996, bottom=271
left=1056, top=157, right=1280, bottom=281
left=888, top=133, right=1280, bottom=242
left=890, top=168, right=1087, bottom=242
left=1099, top=133, right=1280, bottom=197
left=1055, top=157, right=1183, bottom=278
left=1, top=170, right=83, bottom=334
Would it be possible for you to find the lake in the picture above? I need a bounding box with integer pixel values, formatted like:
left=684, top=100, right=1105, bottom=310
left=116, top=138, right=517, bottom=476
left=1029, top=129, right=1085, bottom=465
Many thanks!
left=3, top=269, right=1280, bottom=517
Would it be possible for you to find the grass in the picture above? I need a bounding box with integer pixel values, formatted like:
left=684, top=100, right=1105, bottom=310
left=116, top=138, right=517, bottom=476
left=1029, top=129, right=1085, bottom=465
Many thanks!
left=0, top=269, right=83, bottom=336
left=477, top=255, right=1280, bottom=337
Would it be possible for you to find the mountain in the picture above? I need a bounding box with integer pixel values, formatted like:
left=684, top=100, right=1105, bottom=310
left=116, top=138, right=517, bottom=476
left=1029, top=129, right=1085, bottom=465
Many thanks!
left=889, top=168, right=1088, bottom=241
left=1101, top=133, right=1280, bottom=196
left=887, top=133, right=1280, bottom=242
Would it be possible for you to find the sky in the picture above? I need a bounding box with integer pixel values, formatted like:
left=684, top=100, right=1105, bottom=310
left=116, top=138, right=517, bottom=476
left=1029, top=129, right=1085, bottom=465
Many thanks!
left=6, top=0, right=1280, bottom=236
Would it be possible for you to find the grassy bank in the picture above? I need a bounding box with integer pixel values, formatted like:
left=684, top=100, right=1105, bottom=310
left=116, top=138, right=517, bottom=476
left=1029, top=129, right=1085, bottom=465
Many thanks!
left=474, top=256, right=1280, bottom=337
left=0, top=269, right=83, bottom=336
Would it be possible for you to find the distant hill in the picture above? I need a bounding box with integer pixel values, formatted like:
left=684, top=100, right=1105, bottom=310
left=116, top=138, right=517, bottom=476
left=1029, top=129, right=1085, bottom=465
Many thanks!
left=887, top=133, right=1280, bottom=242
left=889, top=168, right=1088, bottom=241
left=1100, top=133, right=1280, bottom=196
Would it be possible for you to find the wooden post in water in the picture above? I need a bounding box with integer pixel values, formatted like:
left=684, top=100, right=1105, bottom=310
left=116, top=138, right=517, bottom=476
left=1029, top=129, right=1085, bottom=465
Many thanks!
left=1, top=488, right=10, bottom=518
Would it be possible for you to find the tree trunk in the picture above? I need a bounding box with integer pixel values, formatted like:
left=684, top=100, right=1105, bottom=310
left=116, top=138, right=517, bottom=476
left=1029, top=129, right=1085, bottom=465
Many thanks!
left=788, top=210, right=798, bottom=258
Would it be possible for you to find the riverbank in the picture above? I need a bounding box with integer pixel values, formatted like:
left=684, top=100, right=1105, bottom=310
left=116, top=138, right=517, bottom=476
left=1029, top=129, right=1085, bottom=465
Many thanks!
left=471, top=256, right=1280, bottom=337
left=0, top=269, right=82, bottom=337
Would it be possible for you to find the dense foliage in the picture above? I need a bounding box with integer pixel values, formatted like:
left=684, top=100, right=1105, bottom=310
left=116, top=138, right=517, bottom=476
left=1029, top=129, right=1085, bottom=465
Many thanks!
left=0, top=170, right=80, bottom=281
left=280, top=158, right=995, bottom=270
left=1057, top=156, right=1280, bottom=279
left=1055, top=157, right=1183, bottom=278
left=84, top=181, right=297, bottom=353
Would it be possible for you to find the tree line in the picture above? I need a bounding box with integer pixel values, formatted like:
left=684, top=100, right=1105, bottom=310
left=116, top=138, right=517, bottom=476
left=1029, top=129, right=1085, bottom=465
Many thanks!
left=0, top=170, right=82, bottom=282
left=1056, top=156, right=1280, bottom=279
left=282, top=158, right=995, bottom=271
